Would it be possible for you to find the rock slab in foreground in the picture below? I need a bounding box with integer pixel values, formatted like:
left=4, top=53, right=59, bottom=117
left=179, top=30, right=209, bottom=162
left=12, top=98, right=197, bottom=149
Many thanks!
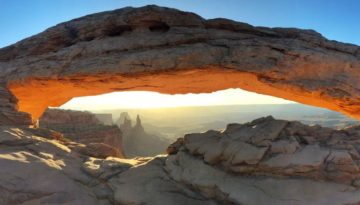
left=2, top=117, right=360, bottom=204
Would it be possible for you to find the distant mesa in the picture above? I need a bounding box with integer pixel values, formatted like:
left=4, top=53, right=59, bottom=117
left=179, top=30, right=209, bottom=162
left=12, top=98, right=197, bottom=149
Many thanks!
left=39, top=108, right=124, bottom=158
left=39, top=109, right=170, bottom=158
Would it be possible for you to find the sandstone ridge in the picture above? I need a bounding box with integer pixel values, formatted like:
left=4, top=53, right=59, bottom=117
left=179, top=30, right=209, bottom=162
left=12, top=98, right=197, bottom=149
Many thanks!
left=0, top=5, right=359, bottom=125
left=2, top=117, right=360, bottom=204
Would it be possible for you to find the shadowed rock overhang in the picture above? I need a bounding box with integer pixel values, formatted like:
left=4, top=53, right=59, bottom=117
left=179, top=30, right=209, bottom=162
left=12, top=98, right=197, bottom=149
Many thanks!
left=0, top=5, right=360, bottom=125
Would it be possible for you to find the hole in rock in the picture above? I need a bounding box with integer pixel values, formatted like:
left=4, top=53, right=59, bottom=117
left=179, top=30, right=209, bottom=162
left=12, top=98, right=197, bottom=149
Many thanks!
left=104, top=25, right=133, bottom=37
left=37, top=88, right=358, bottom=159
left=148, top=21, right=170, bottom=32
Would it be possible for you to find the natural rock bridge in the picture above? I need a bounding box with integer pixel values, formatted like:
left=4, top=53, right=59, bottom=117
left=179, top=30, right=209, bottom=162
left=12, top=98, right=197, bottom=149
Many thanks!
left=1, top=5, right=360, bottom=125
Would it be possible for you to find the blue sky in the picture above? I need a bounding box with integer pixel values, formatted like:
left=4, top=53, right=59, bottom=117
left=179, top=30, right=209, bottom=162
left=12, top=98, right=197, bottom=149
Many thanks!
left=1, top=0, right=359, bottom=48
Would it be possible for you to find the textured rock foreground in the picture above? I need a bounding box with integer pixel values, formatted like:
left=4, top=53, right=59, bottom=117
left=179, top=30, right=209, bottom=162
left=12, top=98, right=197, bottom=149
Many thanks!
left=3, top=117, right=360, bottom=205
left=0, top=5, right=360, bottom=125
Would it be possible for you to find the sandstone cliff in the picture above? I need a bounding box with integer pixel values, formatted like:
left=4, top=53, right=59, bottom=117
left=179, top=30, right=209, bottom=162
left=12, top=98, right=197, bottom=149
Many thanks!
left=39, top=108, right=124, bottom=158
left=0, top=5, right=359, bottom=125
left=0, top=85, right=31, bottom=125
left=2, top=117, right=360, bottom=204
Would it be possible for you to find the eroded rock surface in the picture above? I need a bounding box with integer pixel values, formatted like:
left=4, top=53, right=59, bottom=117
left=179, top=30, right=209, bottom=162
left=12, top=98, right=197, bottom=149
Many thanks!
left=0, top=5, right=359, bottom=124
left=3, top=116, right=360, bottom=205
left=39, top=108, right=124, bottom=158
left=165, top=116, right=360, bottom=204
left=169, top=116, right=360, bottom=185
left=0, top=126, right=216, bottom=205
left=0, top=85, right=31, bottom=125
left=0, top=126, right=116, bottom=205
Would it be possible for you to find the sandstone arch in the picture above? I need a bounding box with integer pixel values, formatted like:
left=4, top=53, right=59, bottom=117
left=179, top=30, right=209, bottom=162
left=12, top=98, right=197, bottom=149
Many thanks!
left=1, top=5, right=360, bottom=125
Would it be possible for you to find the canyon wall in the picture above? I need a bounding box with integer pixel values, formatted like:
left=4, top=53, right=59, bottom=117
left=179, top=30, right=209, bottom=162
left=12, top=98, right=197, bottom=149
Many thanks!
left=0, top=85, right=32, bottom=125
left=39, top=108, right=124, bottom=158
left=0, top=5, right=359, bottom=125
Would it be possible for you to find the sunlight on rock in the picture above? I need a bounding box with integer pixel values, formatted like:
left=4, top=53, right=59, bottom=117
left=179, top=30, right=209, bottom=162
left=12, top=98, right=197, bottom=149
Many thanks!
left=0, top=152, right=30, bottom=163
left=0, top=3, right=359, bottom=205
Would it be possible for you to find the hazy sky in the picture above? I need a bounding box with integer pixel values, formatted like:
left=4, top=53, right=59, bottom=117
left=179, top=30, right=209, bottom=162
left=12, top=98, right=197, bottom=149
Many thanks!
left=2, top=0, right=358, bottom=109
left=61, top=89, right=294, bottom=110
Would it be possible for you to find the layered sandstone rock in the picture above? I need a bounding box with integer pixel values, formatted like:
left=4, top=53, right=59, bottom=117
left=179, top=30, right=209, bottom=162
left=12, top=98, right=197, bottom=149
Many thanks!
left=0, top=125, right=217, bottom=205
left=168, top=116, right=360, bottom=186
left=0, top=126, right=137, bottom=205
left=39, top=108, right=124, bottom=158
left=164, top=116, right=360, bottom=205
left=0, top=5, right=359, bottom=124
left=0, top=85, right=32, bottom=125
left=3, top=117, right=360, bottom=205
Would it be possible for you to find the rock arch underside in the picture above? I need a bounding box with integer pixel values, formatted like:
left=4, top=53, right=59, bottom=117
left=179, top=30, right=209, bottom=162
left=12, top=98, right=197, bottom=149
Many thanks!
left=1, top=5, right=360, bottom=125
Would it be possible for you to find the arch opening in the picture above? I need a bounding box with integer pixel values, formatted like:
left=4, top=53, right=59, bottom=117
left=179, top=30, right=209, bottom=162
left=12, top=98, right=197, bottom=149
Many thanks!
left=60, top=89, right=357, bottom=129
left=8, top=67, right=360, bottom=123
left=37, top=87, right=357, bottom=158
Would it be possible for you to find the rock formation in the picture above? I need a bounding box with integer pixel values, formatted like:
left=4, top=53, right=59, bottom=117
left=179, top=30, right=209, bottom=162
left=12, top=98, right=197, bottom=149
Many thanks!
left=117, top=112, right=132, bottom=135
left=3, top=117, right=360, bottom=204
left=163, top=116, right=360, bottom=204
left=115, top=112, right=132, bottom=126
left=167, top=116, right=360, bottom=186
left=1, top=4, right=360, bottom=205
left=0, top=85, right=32, bottom=125
left=117, top=114, right=170, bottom=157
left=39, top=108, right=124, bottom=158
left=0, top=5, right=359, bottom=125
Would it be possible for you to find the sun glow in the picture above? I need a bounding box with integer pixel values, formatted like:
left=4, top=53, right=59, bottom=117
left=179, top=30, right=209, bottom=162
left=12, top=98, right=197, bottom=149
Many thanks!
left=60, top=88, right=294, bottom=110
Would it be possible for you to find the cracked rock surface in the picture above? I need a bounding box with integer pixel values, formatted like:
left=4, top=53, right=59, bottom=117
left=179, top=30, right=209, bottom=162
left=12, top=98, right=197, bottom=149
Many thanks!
left=166, top=116, right=360, bottom=205
left=2, top=116, right=360, bottom=204
left=0, top=125, right=216, bottom=205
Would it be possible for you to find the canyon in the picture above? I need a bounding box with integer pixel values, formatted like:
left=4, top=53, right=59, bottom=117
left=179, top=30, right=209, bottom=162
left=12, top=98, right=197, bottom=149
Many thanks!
left=0, top=4, right=360, bottom=205
left=38, top=108, right=169, bottom=158
left=2, top=117, right=360, bottom=204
